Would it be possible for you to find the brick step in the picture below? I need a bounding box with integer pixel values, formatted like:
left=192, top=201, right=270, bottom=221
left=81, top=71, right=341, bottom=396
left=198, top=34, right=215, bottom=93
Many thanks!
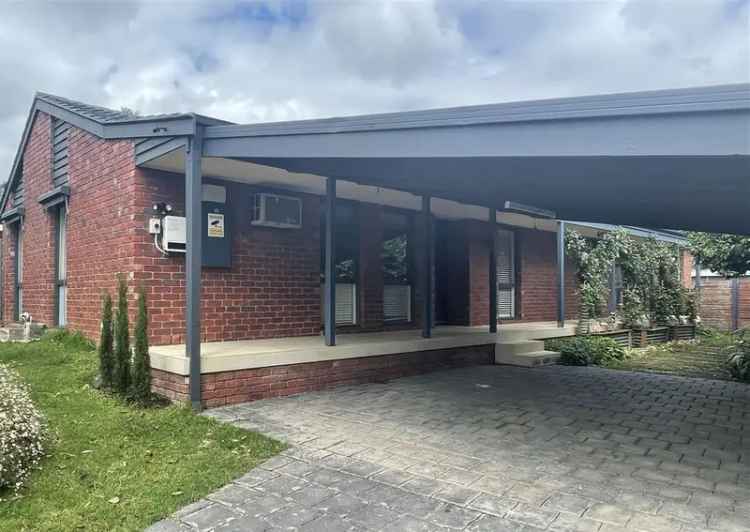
left=495, top=347, right=560, bottom=367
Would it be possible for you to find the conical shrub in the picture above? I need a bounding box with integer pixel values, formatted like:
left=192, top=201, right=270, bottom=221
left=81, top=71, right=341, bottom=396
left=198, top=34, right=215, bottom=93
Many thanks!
left=130, top=286, right=151, bottom=403
left=113, top=275, right=131, bottom=395
left=98, top=292, right=115, bottom=388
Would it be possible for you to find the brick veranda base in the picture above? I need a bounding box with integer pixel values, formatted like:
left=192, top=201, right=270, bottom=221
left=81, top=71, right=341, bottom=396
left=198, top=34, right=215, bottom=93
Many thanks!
left=151, top=345, right=495, bottom=408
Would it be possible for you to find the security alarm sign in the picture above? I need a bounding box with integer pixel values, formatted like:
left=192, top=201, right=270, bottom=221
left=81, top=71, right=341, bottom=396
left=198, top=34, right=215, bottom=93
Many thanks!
left=207, top=213, right=225, bottom=238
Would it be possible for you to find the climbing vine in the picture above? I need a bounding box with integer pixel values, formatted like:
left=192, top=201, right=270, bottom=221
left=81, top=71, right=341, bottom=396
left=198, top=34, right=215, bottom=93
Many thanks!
left=566, top=228, right=695, bottom=331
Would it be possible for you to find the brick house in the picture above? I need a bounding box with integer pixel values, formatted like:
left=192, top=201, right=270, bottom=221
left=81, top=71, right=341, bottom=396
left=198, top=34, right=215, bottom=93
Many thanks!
left=0, top=91, right=712, bottom=407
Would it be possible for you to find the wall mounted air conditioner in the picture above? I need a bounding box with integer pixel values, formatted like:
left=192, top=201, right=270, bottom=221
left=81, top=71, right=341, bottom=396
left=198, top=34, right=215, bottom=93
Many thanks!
left=162, top=215, right=186, bottom=253
left=251, top=193, right=302, bottom=229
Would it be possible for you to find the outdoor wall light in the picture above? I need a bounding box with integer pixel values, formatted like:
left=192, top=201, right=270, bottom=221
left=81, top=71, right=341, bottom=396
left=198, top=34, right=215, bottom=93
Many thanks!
left=152, top=202, right=173, bottom=215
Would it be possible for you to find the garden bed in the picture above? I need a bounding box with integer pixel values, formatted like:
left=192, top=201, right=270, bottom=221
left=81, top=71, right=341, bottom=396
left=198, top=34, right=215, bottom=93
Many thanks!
left=0, top=331, right=284, bottom=531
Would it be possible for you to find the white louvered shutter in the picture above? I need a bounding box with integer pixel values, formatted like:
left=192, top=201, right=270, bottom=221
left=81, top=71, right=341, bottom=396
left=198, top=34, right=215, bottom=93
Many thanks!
left=384, top=285, right=411, bottom=321
left=335, top=283, right=356, bottom=325
left=496, top=229, right=515, bottom=319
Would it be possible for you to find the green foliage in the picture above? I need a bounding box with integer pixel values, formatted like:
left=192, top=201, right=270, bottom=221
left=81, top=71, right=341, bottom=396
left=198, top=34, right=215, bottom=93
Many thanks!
left=382, top=234, right=409, bottom=284
left=0, top=329, right=283, bottom=530
left=45, top=328, right=95, bottom=352
left=688, top=232, right=750, bottom=278
left=547, top=335, right=625, bottom=366
left=566, top=229, right=688, bottom=328
left=113, top=276, right=130, bottom=396
left=723, top=329, right=750, bottom=382
left=98, top=293, right=115, bottom=389
left=130, top=287, right=151, bottom=404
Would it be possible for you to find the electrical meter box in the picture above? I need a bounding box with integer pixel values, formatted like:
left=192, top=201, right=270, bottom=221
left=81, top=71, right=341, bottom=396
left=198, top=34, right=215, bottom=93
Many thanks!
left=162, top=216, right=186, bottom=252
left=202, top=184, right=231, bottom=267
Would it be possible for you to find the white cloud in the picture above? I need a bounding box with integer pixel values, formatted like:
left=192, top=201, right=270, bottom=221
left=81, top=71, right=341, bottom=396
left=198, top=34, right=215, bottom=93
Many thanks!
left=0, top=0, right=747, bottom=178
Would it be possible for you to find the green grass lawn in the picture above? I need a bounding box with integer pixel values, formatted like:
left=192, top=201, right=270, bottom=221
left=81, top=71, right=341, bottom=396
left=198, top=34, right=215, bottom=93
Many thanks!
left=603, top=330, right=737, bottom=381
left=0, top=332, right=284, bottom=532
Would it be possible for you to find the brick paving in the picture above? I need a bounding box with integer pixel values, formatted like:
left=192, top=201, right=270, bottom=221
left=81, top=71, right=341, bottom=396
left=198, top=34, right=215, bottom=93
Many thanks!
left=148, top=365, right=750, bottom=531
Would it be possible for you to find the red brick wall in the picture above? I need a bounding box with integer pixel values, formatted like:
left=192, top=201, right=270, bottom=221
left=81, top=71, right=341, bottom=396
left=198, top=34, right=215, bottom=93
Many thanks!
left=132, top=169, right=323, bottom=345
left=152, top=344, right=494, bottom=407
left=65, top=128, right=138, bottom=338
left=2, top=113, right=55, bottom=324
left=2, top=113, right=136, bottom=331
left=464, top=225, right=580, bottom=326
left=358, top=203, right=384, bottom=329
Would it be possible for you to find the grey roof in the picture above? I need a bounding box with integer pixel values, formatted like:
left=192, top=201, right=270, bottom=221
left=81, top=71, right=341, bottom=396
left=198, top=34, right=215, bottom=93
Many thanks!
left=35, top=92, right=232, bottom=126
left=35, top=92, right=189, bottom=123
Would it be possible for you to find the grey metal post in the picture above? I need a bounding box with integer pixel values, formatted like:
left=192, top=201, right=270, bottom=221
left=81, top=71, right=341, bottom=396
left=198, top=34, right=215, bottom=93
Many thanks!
left=422, top=195, right=433, bottom=339
left=324, top=177, right=337, bottom=346
left=489, top=209, right=498, bottom=333
left=557, top=220, right=566, bottom=327
left=186, top=126, right=203, bottom=411
left=731, top=277, right=740, bottom=331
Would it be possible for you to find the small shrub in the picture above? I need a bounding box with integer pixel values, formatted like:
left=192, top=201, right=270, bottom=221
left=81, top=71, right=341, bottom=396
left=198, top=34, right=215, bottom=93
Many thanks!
left=0, top=364, right=47, bottom=493
left=549, top=336, right=625, bottom=366
left=44, top=328, right=95, bottom=351
left=724, top=329, right=750, bottom=383
left=113, top=276, right=131, bottom=395
left=98, top=293, right=115, bottom=388
left=130, top=287, right=151, bottom=403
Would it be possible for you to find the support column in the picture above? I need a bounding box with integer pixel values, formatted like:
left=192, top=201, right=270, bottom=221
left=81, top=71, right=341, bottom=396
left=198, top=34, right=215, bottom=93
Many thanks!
left=557, top=220, right=566, bottom=327
left=186, top=127, right=203, bottom=410
left=489, top=209, right=498, bottom=333
left=324, top=177, right=337, bottom=346
left=422, top=195, right=433, bottom=339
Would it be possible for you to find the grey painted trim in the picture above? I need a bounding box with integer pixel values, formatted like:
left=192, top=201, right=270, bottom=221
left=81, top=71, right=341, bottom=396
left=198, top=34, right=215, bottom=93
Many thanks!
left=1, top=97, right=196, bottom=220
left=204, top=84, right=749, bottom=139
left=324, top=177, right=337, bottom=346
left=0, top=206, right=25, bottom=223
left=135, top=137, right=187, bottom=166
left=186, top=128, right=203, bottom=411
left=557, top=221, right=566, bottom=327
left=38, top=185, right=70, bottom=208
left=204, top=110, right=749, bottom=159
left=568, top=221, right=688, bottom=244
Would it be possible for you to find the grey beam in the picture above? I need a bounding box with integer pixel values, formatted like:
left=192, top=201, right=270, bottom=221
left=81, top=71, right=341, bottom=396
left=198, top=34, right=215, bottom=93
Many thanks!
left=324, top=177, right=336, bottom=346
left=422, top=195, right=433, bottom=339
left=557, top=220, right=566, bottom=327
left=186, top=128, right=203, bottom=410
left=489, top=209, right=498, bottom=334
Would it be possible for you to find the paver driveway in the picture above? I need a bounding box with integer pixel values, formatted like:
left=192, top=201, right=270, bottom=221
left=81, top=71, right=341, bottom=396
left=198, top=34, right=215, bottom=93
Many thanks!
left=150, top=365, right=750, bottom=532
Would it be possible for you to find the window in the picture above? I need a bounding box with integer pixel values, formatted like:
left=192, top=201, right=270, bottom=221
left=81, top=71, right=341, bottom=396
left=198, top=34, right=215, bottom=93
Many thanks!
left=321, top=202, right=359, bottom=325
left=14, top=223, right=23, bottom=320
left=382, top=211, right=412, bottom=321
left=496, top=229, right=515, bottom=319
left=55, top=206, right=67, bottom=326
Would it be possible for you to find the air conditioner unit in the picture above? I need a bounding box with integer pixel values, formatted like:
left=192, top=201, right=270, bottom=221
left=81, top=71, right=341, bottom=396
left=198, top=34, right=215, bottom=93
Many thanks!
left=251, top=193, right=302, bottom=229
left=162, top=215, right=186, bottom=253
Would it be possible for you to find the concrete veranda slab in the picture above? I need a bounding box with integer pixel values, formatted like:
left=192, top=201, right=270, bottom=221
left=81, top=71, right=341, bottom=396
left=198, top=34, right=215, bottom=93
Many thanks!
left=148, top=365, right=750, bottom=531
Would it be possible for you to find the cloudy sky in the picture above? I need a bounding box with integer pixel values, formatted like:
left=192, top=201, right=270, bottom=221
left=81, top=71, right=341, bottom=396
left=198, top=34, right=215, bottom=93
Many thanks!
left=0, top=0, right=748, bottom=178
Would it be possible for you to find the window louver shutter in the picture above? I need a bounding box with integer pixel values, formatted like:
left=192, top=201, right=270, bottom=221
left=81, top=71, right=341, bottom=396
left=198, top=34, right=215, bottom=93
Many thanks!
left=384, top=285, right=411, bottom=321
left=335, top=283, right=356, bottom=325
left=496, top=229, right=515, bottom=319
left=52, top=119, right=70, bottom=187
left=13, top=165, right=24, bottom=206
